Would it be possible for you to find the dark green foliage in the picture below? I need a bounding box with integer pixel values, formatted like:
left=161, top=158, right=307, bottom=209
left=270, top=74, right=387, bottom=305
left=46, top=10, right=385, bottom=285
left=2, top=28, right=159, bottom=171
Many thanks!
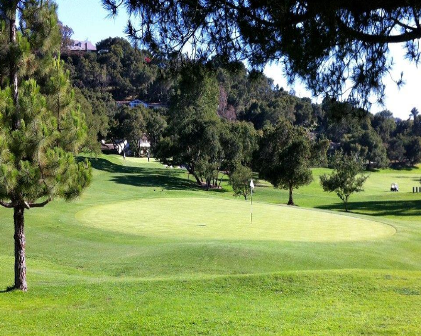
left=219, top=120, right=258, bottom=172
left=372, top=110, right=396, bottom=144
left=258, top=119, right=313, bottom=205
left=143, top=108, right=167, bottom=151
left=155, top=63, right=221, bottom=186
left=102, top=0, right=421, bottom=106
left=343, top=129, right=389, bottom=169
left=310, top=138, right=330, bottom=167
left=0, top=1, right=91, bottom=205
left=111, top=105, right=149, bottom=157
left=387, top=137, right=406, bottom=164
left=96, top=37, right=157, bottom=100
left=404, top=136, right=421, bottom=165
left=63, top=37, right=160, bottom=102
left=75, top=88, right=114, bottom=142
left=320, top=152, right=368, bottom=212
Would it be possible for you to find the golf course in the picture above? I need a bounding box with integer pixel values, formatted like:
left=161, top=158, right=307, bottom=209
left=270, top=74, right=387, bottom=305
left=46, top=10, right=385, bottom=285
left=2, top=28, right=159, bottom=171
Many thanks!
left=0, top=154, right=420, bottom=335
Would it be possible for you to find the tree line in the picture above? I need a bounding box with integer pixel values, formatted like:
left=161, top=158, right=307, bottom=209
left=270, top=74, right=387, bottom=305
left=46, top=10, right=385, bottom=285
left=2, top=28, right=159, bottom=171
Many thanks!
left=61, top=36, right=421, bottom=172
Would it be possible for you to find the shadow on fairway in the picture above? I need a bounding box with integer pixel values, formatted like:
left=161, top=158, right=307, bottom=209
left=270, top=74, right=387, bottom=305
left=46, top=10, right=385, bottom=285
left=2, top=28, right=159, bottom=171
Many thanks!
left=111, top=173, right=200, bottom=191
left=0, top=286, right=14, bottom=293
left=89, top=157, right=146, bottom=174
left=388, top=164, right=419, bottom=171
left=89, top=157, right=216, bottom=191
left=317, top=199, right=421, bottom=217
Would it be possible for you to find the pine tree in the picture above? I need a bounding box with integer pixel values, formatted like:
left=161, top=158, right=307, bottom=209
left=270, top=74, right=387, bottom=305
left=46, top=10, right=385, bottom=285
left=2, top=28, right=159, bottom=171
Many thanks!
left=0, top=0, right=92, bottom=291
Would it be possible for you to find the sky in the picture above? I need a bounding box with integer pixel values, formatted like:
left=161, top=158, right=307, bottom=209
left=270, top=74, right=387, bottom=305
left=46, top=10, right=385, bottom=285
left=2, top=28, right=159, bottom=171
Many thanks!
left=55, top=0, right=421, bottom=120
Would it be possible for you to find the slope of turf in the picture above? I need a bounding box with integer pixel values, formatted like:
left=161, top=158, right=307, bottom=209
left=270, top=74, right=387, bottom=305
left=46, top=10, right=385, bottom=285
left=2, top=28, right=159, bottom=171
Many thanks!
left=0, top=154, right=420, bottom=335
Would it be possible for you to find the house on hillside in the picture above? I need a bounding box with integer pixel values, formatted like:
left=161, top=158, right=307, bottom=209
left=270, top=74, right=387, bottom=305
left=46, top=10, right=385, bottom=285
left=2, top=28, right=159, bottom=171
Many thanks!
left=129, top=100, right=148, bottom=108
left=116, top=100, right=149, bottom=108
left=69, top=40, right=97, bottom=52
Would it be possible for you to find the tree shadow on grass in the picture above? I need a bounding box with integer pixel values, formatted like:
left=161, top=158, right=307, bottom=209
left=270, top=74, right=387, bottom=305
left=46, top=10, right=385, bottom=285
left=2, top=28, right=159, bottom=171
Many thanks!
left=89, top=157, right=228, bottom=193
left=0, top=286, right=15, bottom=293
left=110, top=173, right=201, bottom=191
left=89, top=157, right=147, bottom=175
left=316, top=199, right=421, bottom=217
left=389, top=163, right=419, bottom=171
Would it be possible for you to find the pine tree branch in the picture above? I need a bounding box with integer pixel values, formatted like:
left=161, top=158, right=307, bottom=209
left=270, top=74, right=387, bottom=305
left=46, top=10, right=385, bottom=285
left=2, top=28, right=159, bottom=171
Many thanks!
left=27, top=198, right=52, bottom=209
left=0, top=201, right=14, bottom=208
left=336, top=14, right=421, bottom=43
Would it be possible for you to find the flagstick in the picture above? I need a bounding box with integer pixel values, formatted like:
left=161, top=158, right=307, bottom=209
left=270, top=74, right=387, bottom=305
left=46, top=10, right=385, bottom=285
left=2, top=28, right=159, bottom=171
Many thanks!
left=250, top=179, right=254, bottom=224
left=250, top=186, right=253, bottom=224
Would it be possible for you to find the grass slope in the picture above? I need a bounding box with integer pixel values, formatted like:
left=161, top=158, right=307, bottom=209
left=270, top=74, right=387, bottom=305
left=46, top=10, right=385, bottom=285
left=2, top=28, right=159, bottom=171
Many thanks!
left=0, top=155, right=420, bottom=335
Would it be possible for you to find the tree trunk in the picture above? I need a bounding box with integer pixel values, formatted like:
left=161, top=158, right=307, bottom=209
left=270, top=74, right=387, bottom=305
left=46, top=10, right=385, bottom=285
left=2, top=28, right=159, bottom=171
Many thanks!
left=14, top=206, right=27, bottom=291
left=192, top=172, right=201, bottom=185
left=287, top=185, right=294, bottom=205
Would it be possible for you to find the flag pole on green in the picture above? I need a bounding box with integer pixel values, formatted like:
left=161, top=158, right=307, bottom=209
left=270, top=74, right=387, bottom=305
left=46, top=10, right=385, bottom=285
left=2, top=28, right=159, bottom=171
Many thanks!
left=250, top=179, right=254, bottom=224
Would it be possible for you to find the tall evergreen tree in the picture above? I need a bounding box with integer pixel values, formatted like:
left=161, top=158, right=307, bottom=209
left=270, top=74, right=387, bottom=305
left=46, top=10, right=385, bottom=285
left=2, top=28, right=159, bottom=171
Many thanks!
left=0, top=0, right=91, bottom=291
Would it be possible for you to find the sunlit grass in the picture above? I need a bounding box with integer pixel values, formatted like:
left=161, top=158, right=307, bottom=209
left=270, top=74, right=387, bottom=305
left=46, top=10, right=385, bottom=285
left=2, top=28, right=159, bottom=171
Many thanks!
left=0, top=155, right=420, bottom=335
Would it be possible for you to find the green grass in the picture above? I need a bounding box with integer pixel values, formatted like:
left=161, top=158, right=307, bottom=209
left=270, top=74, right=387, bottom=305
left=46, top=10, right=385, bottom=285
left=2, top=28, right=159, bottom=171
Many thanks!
left=76, top=197, right=395, bottom=241
left=0, top=154, right=420, bottom=335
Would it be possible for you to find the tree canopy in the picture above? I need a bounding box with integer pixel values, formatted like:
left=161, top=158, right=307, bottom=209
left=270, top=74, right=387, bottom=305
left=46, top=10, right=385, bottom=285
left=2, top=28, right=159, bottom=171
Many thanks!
left=103, top=0, right=421, bottom=106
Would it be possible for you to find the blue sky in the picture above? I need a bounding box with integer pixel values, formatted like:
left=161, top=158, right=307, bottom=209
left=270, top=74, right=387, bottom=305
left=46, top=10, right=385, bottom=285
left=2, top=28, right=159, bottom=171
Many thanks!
left=55, top=0, right=420, bottom=120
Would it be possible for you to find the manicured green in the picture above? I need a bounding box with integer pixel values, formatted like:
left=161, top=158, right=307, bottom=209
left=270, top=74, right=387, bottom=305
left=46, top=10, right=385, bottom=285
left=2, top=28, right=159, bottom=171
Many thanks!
left=76, top=198, right=395, bottom=242
left=0, top=154, right=420, bottom=335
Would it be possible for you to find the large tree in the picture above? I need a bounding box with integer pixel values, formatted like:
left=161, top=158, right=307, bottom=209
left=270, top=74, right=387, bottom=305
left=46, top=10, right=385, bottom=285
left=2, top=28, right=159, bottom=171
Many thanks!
left=103, top=0, right=421, bottom=106
left=155, top=63, right=221, bottom=185
left=0, top=0, right=91, bottom=291
left=258, top=119, right=313, bottom=205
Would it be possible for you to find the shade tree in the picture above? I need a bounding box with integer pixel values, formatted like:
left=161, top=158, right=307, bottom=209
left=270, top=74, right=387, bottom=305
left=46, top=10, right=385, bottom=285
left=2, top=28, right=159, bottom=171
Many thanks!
left=154, top=63, right=221, bottom=185
left=257, top=119, right=313, bottom=205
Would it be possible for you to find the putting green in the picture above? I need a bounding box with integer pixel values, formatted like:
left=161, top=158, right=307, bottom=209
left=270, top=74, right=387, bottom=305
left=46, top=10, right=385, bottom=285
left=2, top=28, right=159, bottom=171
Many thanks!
left=75, top=198, right=396, bottom=242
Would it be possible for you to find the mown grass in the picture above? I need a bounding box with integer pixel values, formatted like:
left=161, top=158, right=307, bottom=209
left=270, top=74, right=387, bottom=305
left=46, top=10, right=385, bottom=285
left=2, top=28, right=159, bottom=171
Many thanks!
left=0, top=154, right=420, bottom=335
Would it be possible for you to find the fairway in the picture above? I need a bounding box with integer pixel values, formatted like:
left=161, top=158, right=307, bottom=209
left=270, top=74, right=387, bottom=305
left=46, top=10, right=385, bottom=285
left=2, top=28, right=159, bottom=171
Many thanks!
left=76, top=197, right=396, bottom=242
left=1, top=155, right=420, bottom=335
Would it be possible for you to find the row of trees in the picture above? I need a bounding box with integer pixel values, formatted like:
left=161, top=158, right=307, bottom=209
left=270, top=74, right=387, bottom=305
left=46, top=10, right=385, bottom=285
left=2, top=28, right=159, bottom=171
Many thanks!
left=151, top=64, right=368, bottom=211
